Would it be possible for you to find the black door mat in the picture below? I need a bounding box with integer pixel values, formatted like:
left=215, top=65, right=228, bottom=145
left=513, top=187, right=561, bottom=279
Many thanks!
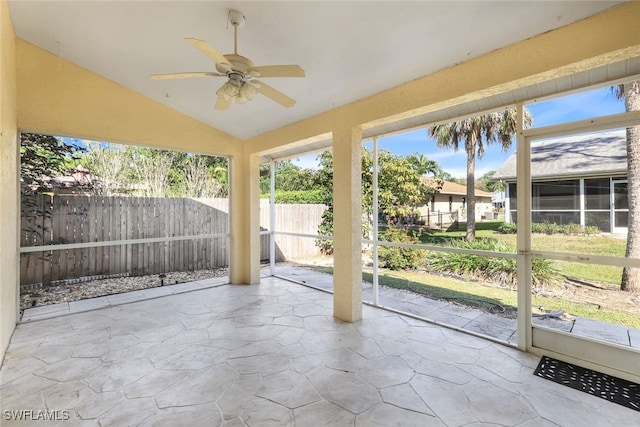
left=533, top=356, right=639, bottom=412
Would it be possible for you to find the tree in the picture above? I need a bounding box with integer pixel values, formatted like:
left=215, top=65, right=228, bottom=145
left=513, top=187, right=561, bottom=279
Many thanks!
left=436, top=171, right=465, bottom=185
left=407, top=153, right=442, bottom=177
left=376, top=150, right=440, bottom=220
left=125, top=147, right=178, bottom=197
left=81, top=141, right=128, bottom=196
left=259, top=160, right=316, bottom=195
left=428, top=108, right=532, bottom=242
left=313, top=151, right=338, bottom=254
left=173, top=154, right=227, bottom=198
left=476, top=170, right=505, bottom=193
left=20, top=133, right=81, bottom=193
left=20, top=133, right=84, bottom=242
left=614, top=81, right=640, bottom=292
left=314, top=148, right=441, bottom=254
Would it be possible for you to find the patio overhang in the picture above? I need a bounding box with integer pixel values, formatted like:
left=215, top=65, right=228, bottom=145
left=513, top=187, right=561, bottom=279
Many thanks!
left=2, top=1, right=640, bottom=372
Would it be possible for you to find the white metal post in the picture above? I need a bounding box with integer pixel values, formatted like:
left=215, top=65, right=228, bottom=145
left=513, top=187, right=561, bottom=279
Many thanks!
left=516, top=103, right=532, bottom=351
left=270, top=159, right=276, bottom=276
left=372, top=137, right=379, bottom=306
left=579, top=178, right=585, bottom=227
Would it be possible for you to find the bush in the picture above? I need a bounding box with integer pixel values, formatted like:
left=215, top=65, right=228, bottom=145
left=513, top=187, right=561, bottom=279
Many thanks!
left=497, top=222, right=517, bottom=234
left=498, top=221, right=600, bottom=236
left=532, top=221, right=561, bottom=234
left=584, top=225, right=600, bottom=235
left=379, top=227, right=427, bottom=270
left=426, top=238, right=558, bottom=287
left=316, top=210, right=334, bottom=255
left=260, top=189, right=325, bottom=204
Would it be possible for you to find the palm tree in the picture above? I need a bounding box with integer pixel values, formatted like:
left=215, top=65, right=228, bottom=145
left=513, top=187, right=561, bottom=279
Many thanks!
left=614, top=81, right=640, bottom=292
left=428, top=108, right=532, bottom=242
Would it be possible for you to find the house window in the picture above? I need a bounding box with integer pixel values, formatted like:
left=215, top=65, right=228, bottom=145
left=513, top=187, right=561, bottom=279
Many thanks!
left=532, top=180, right=579, bottom=210
left=530, top=180, right=579, bottom=224
left=448, top=196, right=452, bottom=212
left=430, top=195, right=435, bottom=212
left=508, top=183, right=517, bottom=223
left=585, top=178, right=611, bottom=210
left=585, top=178, right=612, bottom=232
left=509, top=180, right=582, bottom=225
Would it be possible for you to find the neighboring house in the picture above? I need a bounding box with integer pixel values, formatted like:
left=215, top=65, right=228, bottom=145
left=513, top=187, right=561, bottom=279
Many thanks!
left=491, top=191, right=507, bottom=210
left=21, top=165, right=93, bottom=196
left=417, top=179, right=494, bottom=224
left=492, top=130, right=628, bottom=233
left=51, top=165, right=93, bottom=195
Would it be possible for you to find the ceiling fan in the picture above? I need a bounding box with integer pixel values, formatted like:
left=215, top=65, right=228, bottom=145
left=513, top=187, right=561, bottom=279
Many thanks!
left=151, top=10, right=305, bottom=110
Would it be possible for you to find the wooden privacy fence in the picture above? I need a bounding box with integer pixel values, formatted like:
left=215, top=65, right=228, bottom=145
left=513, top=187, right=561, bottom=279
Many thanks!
left=260, top=201, right=327, bottom=260
left=20, top=195, right=326, bottom=287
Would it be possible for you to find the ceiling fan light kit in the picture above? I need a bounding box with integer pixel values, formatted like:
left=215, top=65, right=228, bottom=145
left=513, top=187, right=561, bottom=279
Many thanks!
left=151, top=9, right=304, bottom=110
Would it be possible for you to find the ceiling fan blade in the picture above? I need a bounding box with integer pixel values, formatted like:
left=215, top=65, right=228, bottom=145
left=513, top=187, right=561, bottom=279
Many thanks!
left=248, top=65, right=305, bottom=78
left=185, top=38, right=232, bottom=71
left=254, top=80, right=296, bottom=108
left=215, top=95, right=232, bottom=110
left=150, top=72, right=224, bottom=80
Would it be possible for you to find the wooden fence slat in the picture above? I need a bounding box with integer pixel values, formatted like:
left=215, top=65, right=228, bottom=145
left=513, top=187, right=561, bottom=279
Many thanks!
left=20, top=196, right=326, bottom=286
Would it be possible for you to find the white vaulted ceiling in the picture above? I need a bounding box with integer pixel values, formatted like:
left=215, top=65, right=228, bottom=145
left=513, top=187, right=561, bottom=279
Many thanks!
left=8, top=1, right=627, bottom=140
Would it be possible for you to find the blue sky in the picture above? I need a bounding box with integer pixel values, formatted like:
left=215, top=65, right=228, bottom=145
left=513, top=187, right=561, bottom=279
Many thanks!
left=292, top=86, right=625, bottom=178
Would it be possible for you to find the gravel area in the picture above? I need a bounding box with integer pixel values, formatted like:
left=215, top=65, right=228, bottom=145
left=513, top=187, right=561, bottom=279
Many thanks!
left=20, top=269, right=228, bottom=311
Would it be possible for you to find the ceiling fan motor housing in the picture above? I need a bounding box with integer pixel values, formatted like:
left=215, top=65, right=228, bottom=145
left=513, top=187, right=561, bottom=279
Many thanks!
left=228, top=10, right=245, bottom=28
left=216, top=54, right=253, bottom=76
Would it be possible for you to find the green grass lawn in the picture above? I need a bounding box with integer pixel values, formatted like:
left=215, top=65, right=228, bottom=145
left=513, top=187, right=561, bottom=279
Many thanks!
left=311, top=264, right=640, bottom=328
left=354, top=221, right=639, bottom=328
left=377, top=270, right=640, bottom=328
left=411, top=221, right=627, bottom=288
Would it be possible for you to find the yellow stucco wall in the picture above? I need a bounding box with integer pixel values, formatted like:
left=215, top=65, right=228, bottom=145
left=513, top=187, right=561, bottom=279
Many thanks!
left=332, top=125, right=363, bottom=322
left=0, top=0, right=19, bottom=359
left=229, top=149, right=261, bottom=285
left=16, top=40, right=242, bottom=157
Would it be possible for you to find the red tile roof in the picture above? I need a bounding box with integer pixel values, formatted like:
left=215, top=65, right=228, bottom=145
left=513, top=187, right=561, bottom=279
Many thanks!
left=422, top=178, right=492, bottom=197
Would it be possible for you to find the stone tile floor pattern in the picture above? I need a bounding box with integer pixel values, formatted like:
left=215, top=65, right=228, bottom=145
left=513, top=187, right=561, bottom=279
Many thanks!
left=2, top=278, right=638, bottom=426
left=271, top=265, right=640, bottom=349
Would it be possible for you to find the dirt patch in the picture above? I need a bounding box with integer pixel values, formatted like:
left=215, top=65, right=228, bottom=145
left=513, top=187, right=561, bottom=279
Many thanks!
left=537, top=279, right=640, bottom=315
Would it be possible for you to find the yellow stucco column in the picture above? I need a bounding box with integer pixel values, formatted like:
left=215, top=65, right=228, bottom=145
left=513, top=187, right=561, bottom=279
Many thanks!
left=0, top=0, right=20, bottom=359
left=229, top=152, right=261, bottom=285
left=332, top=125, right=363, bottom=322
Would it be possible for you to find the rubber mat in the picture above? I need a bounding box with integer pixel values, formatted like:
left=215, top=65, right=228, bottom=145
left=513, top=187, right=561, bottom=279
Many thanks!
left=533, top=356, right=639, bottom=412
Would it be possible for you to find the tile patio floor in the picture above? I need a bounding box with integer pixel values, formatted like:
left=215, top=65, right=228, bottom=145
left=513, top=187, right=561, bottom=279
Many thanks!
left=1, top=277, right=637, bottom=426
left=272, top=265, right=640, bottom=349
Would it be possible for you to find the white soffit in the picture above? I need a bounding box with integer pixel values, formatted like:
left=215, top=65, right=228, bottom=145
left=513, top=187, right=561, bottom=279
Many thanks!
left=262, top=56, right=640, bottom=162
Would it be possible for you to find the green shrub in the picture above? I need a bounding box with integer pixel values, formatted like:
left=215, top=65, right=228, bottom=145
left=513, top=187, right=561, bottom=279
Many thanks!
left=532, top=221, right=560, bottom=234
left=497, top=222, right=517, bottom=234
left=316, top=210, right=334, bottom=255
left=584, top=225, right=600, bottom=235
left=560, top=223, right=583, bottom=235
left=260, top=189, right=325, bottom=204
left=499, top=221, right=600, bottom=236
left=379, top=228, right=426, bottom=270
left=426, top=238, right=558, bottom=287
